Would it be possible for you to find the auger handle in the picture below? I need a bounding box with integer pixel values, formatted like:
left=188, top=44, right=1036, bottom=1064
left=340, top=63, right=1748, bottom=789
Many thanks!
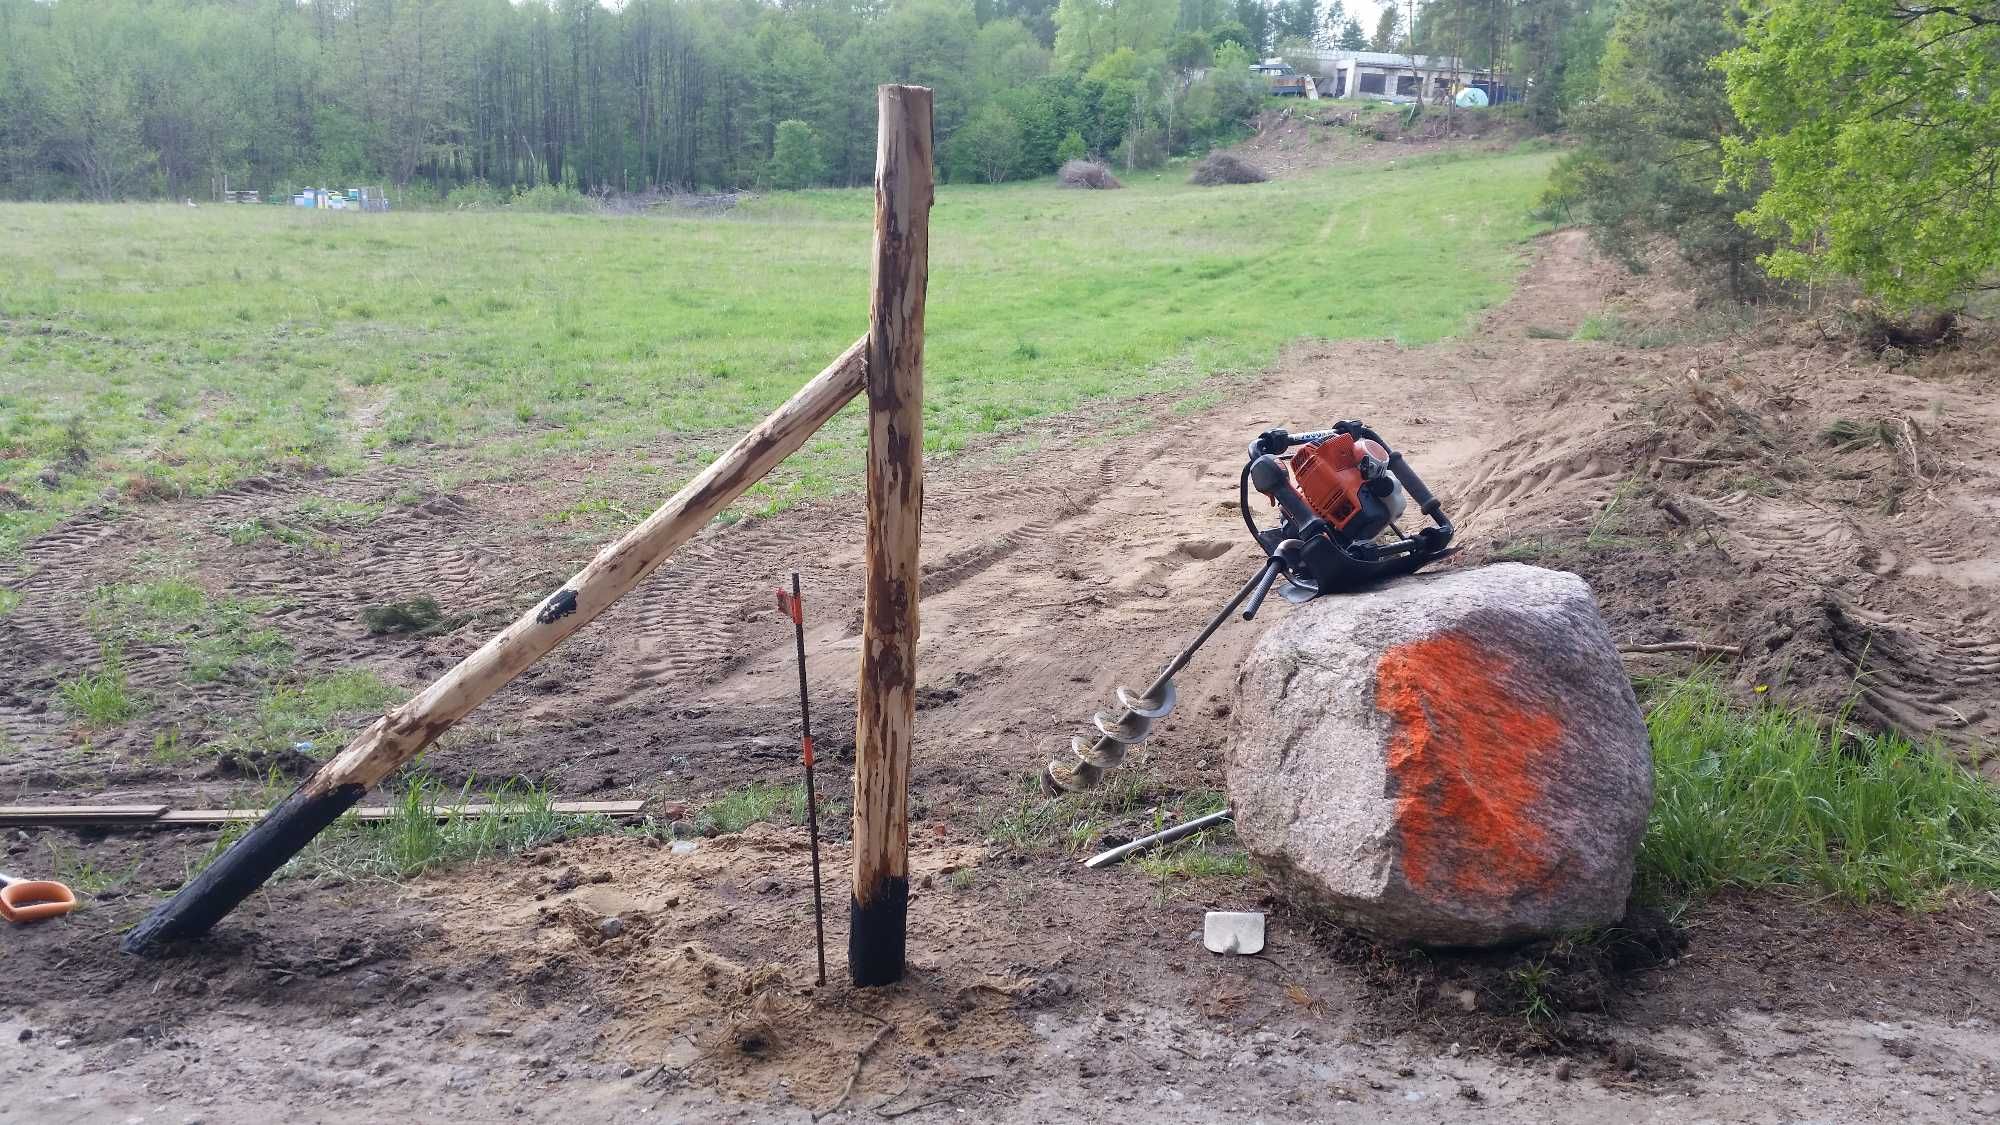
left=1240, top=558, right=1283, bottom=621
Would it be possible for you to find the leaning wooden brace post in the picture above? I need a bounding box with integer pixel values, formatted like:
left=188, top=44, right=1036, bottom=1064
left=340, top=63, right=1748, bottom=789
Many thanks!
left=850, top=83, right=932, bottom=988
left=122, top=337, right=869, bottom=955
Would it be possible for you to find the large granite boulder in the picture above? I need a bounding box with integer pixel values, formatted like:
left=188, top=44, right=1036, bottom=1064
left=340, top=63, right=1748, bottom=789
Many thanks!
left=1228, top=563, right=1652, bottom=947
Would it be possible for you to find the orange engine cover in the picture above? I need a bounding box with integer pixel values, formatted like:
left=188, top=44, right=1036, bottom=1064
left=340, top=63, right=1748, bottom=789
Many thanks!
left=1289, top=434, right=1388, bottom=533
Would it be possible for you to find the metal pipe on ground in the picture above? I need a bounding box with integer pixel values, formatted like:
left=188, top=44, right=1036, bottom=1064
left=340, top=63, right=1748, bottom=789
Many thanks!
left=1084, top=810, right=1234, bottom=869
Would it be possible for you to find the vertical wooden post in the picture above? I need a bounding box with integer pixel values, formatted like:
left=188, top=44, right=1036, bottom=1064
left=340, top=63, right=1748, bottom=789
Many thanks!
left=851, top=83, right=931, bottom=988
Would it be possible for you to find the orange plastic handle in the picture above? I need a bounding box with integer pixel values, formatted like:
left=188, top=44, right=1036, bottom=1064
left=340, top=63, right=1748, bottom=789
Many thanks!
left=0, top=879, right=78, bottom=923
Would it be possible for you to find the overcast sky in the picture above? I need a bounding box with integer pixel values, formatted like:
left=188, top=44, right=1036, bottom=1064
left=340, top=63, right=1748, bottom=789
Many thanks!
left=1357, top=1, right=1404, bottom=30
left=1326, top=0, right=1410, bottom=37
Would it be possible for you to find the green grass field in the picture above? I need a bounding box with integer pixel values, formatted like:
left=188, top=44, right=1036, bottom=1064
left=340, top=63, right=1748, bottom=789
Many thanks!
left=0, top=146, right=1555, bottom=559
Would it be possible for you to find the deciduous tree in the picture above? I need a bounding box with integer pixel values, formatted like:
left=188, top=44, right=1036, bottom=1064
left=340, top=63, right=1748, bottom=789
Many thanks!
left=1720, top=0, right=2000, bottom=309
left=768, top=119, right=824, bottom=188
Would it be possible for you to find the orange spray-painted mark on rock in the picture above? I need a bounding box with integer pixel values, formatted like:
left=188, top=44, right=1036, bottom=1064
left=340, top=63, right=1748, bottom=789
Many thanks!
left=1376, top=633, right=1563, bottom=902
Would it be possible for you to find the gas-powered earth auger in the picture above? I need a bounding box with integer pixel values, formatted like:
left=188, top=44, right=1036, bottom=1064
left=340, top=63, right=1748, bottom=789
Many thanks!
left=1044, top=421, right=1456, bottom=793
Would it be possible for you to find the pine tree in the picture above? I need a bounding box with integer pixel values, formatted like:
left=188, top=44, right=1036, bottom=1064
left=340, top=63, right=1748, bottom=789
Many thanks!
left=1543, top=0, right=1770, bottom=298
left=1321, top=0, right=1346, bottom=47
left=1370, top=6, right=1404, bottom=52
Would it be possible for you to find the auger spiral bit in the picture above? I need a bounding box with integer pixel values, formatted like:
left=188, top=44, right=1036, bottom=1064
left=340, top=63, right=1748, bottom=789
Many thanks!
left=1043, top=559, right=1280, bottom=794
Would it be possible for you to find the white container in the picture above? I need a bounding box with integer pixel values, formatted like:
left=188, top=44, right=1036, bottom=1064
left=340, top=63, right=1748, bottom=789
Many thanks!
left=1203, top=911, right=1265, bottom=955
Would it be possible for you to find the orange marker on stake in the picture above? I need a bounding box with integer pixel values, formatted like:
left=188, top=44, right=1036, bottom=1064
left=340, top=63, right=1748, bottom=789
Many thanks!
left=782, top=572, right=829, bottom=986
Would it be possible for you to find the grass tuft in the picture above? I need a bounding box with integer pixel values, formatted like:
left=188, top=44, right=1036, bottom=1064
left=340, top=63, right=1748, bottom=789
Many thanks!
left=58, top=644, right=141, bottom=726
left=205, top=774, right=617, bottom=882
left=89, top=577, right=290, bottom=682
left=985, top=770, right=1156, bottom=854
left=1506, top=957, right=1559, bottom=1029
left=208, top=669, right=405, bottom=760
left=1820, top=417, right=1896, bottom=452
left=44, top=841, right=141, bottom=904
left=360, top=595, right=446, bottom=635
left=1135, top=839, right=1250, bottom=880
left=1640, top=677, right=2000, bottom=907
left=696, top=781, right=810, bottom=835
left=1571, top=305, right=1752, bottom=348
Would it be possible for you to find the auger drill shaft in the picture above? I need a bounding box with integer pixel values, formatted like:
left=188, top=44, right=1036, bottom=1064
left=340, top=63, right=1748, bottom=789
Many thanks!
left=1043, top=557, right=1282, bottom=793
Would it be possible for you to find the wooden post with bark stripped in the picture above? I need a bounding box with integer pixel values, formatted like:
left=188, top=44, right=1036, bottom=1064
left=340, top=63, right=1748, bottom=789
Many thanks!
left=849, top=84, right=932, bottom=988
left=122, top=338, right=868, bottom=955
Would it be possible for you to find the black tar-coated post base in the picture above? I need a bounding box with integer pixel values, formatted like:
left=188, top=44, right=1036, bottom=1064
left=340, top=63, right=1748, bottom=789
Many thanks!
left=848, top=877, right=909, bottom=986
left=121, top=782, right=368, bottom=955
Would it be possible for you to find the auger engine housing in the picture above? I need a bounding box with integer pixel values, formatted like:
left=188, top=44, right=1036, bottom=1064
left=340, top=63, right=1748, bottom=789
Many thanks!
left=1241, top=421, right=1455, bottom=598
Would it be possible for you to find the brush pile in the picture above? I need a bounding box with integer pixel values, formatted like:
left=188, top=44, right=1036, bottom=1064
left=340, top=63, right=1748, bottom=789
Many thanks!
left=1057, top=160, right=1122, bottom=189
left=1189, top=153, right=1268, bottom=185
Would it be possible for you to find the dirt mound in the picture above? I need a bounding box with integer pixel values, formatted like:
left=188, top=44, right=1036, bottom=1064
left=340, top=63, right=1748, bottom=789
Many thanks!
left=1218, top=105, right=1536, bottom=179
left=1284, top=896, right=1686, bottom=1055
left=1453, top=282, right=2000, bottom=750
left=1057, top=160, right=1121, bottom=189
left=1189, top=152, right=1268, bottom=186
left=416, top=828, right=1033, bottom=1112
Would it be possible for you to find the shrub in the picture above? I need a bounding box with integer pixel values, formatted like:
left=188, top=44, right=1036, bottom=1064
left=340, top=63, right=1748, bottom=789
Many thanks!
left=1116, top=125, right=1167, bottom=170
left=393, top=181, right=444, bottom=209
left=445, top=179, right=508, bottom=209
left=1721, top=0, right=2000, bottom=309
left=511, top=184, right=595, bottom=214
left=1189, top=152, right=1268, bottom=186
left=1055, top=130, right=1088, bottom=165
left=767, top=120, right=824, bottom=190
left=948, top=105, right=1028, bottom=184
left=1057, top=160, right=1122, bottom=189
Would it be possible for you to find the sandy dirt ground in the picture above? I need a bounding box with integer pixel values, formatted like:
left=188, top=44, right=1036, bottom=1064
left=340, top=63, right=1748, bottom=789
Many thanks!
left=5, top=229, right=2000, bottom=1123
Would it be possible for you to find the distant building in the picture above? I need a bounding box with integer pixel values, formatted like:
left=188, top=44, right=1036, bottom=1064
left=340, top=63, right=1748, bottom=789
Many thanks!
left=1251, top=57, right=1321, bottom=98
left=289, top=186, right=391, bottom=212
left=1286, top=48, right=1505, bottom=104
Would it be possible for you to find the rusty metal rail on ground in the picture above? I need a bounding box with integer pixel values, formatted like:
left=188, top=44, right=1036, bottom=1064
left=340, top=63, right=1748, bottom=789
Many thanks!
left=0, top=800, right=646, bottom=828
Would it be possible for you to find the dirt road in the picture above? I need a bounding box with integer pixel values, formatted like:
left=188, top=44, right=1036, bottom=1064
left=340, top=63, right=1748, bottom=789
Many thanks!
left=5, top=230, right=2000, bottom=1123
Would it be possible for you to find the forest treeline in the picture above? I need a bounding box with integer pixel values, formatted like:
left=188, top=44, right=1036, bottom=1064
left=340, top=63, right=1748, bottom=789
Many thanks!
left=0, top=0, right=1254, bottom=200
left=0, top=0, right=1599, bottom=202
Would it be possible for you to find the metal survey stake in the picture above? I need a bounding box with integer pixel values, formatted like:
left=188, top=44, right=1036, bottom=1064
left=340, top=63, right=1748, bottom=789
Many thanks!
left=779, top=572, right=828, bottom=986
